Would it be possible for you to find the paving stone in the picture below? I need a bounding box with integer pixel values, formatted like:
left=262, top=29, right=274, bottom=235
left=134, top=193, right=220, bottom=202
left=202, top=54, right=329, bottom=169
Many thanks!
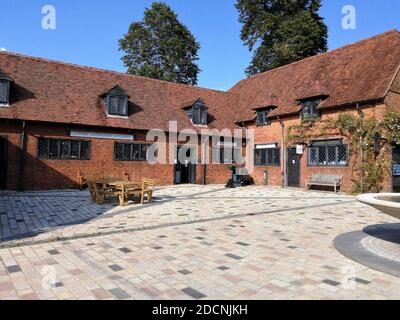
left=109, top=288, right=130, bottom=300
left=181, top=287, right=206, bottom=299
left=178, top=269, right=192, bottom=275
left=322, top=279, right=341, bottom=287
left=225, top=253, right=243, bottom=260
left=0, top=186, right=398, bottom=300
left=109, top=265, right=123, bottom=272
left=6, top=265, right=21, bottom=273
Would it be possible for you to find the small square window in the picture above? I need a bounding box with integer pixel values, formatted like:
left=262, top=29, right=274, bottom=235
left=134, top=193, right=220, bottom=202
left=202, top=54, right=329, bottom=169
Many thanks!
left=0, top=80, right=10, bottom=104
left=256, top=109, right=272, bottom=126
left=107, top=95, right=128, bottom=116
left=301, top=99, right=321, bottom=120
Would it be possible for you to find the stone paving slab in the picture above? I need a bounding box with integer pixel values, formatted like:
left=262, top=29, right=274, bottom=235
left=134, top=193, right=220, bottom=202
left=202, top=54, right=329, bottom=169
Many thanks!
left=0, top=186, right=399, bottom=300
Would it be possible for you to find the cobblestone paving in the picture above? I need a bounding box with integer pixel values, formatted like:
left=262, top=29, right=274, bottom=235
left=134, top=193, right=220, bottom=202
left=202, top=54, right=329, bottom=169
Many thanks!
left=0, top=185, right=399, bottom=300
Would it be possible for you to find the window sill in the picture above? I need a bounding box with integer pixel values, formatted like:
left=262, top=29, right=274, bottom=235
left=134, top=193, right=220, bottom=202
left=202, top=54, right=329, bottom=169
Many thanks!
left=0, top=103, right=10, bottom=107
left=307, top=164, right=348, bottom=168
left=256, top=124, right=272, bottom=127
left=254, top=164, right=281, bottom=167
left=191, top=123, right=208, bottom=127
left=37, top=158, right=91, bottom=161
left=107, top=114, right=129, bottom=119
left=114, top=159, right=147, bottom=162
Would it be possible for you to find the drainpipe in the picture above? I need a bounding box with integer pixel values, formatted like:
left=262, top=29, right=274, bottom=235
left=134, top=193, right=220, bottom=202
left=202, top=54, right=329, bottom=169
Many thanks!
left=18, top=120, right=27, bottom=191
left=278, top=116, right=286, bottom=188
left=201, top=135, right=208, bottom=185
left=357, top=103, right=365, bottom=193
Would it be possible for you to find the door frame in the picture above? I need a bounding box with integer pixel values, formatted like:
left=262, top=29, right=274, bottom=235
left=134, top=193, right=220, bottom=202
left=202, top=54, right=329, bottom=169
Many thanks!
left=173, top=145, right=197, bottom=185
left=286, top=147, right=301, bottom=188
left=0, top=135, right=8, bottom=190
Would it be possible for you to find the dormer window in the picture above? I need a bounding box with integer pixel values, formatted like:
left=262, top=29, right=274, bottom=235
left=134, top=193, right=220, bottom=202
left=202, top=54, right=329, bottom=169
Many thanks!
left=300, top=98, right=321, bottom=120
left=256, top=108, right=272, bottom=126
left=102, top=86, right=129, bottom=117
left=186, top=99, right=208, bottom=126
left=0, top=71, right=12, bottom=106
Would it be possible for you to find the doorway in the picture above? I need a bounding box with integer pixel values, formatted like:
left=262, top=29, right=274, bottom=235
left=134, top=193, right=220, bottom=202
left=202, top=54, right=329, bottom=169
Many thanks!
left=174, top=146, right=196, bottom=184
left=287, top=147, right=301, bottom=188
left=0, top=136, right=8, bottom=190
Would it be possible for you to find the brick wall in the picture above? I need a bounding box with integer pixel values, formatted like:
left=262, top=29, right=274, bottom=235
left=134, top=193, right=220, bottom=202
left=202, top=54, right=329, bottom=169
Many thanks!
left=247, top=103, right=394, bottom=193
left=0, top=121, right=232, bottom=190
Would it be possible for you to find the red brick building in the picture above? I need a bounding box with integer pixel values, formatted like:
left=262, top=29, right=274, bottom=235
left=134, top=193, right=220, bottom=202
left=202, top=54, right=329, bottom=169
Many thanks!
left=0, top=30, right=400, bottom=192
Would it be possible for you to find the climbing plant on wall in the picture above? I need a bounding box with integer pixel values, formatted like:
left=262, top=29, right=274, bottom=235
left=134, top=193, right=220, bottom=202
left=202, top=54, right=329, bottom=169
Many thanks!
left=287, top=111, right=400, bottom=194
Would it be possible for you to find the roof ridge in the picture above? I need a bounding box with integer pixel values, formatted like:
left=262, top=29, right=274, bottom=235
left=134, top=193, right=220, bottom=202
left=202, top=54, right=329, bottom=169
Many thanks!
left=229, top=29, right=400, bottom=91
left=0, top=50, right=236, bottom=96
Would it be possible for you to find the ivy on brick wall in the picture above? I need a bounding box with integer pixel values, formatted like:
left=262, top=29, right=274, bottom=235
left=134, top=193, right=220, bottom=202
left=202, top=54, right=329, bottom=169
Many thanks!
left=287, top=111, right=400, bottom=194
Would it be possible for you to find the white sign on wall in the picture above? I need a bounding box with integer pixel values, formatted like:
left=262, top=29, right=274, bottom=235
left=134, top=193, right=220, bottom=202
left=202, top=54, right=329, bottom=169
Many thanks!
left=70, top=130, right=134, bottom=141
left=296, top=145, right=303, bottom=154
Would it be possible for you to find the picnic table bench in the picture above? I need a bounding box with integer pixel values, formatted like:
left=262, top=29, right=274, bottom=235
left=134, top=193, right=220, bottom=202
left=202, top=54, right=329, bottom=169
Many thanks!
left=305, top=173, right=342, bottom=193
left=88, top=179, right=156, bottom=206
left=77, top=171, right=129, bottom=189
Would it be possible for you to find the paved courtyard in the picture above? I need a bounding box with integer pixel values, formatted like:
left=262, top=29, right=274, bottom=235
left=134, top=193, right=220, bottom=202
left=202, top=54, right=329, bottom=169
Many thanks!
left=0, top=185, right=399, bottom=300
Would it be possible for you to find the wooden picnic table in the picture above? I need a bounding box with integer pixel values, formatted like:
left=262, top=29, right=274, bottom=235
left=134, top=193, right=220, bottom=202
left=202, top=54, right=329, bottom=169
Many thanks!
left=96, top=180, right=134, bottom=187
left=88, top=179, right=155, bottom=206
left=93, top=180, right=143, bottom=206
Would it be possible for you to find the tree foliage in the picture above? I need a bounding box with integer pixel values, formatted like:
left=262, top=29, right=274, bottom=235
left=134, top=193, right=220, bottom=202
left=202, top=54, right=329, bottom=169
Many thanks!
left=236, top=0, right=328, bottom=76
left=119, top=2, right=200, bottom=85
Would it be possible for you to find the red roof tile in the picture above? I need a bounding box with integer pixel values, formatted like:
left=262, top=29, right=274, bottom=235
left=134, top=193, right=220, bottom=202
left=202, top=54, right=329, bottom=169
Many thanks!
left=230, top=30, right=400, bottom=121
left=0, top=30, right=399, bottom=130
left=0, top=52, right=240, bottom=132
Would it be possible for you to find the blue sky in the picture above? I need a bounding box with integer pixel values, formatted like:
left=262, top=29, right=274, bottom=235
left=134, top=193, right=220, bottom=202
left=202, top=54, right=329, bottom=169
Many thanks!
left=0, top=0, right=399, bottom=90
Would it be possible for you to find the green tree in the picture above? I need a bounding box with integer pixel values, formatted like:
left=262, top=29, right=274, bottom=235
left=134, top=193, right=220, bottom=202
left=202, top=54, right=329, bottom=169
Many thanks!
left=236, top=0, right=328, bottom=76
left=119, top=2, right=200, bottom=85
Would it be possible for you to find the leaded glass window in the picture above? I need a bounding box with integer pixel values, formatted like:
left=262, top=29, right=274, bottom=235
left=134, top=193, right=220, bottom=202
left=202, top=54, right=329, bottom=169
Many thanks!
left=254, top=147, right=280, bottom=166
left=300, top=99, right=321, bottom=120
left=0, top=80, right=10, bottom=104
left=256, top=109, right=272, bottom=126
left=308, top=140, right=348, bottom=167
left=106, top=95, right=128, bottom=116
left=114, top=142, right=152, bottom=161
left=190, top=100, right=208, bottom=126
left=37, top=138, right=91, bottom=160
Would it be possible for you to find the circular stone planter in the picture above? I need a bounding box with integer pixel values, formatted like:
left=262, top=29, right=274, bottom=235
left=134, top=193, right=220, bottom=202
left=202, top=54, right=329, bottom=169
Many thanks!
left=334, top=194, right=400, bottom=278
left=356, top=193, right=400, bottom=220
left=334, top=224, right=400, bottom=278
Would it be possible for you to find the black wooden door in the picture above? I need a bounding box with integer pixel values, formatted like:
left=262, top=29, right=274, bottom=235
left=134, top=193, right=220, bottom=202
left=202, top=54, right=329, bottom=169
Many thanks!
left=0, top=137, right=8, bottom=190
left=287, top=147, right=301, bottom=188
left=174, top=146, right=196, bottom=184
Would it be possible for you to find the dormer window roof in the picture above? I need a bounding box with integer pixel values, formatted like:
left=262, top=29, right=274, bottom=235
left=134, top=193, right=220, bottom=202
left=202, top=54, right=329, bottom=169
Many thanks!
left=0, top=71, right=13, bottom=106
left=183, top=98, right=208, bottom=126
left=102, top=85, right=129, bottom=117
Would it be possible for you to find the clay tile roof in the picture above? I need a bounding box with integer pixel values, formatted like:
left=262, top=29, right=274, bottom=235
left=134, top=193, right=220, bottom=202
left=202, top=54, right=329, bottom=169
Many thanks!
left=0, top=53, right=240, bottom=132
left=296, top=80, right=329, bottom=101
left=0, top=30, right=399, bottom=130
left=230, top=30, right=400, bottom=121
left=181, top=97, right=202, bottom=109
left=0, top=70, right=13, bottom=82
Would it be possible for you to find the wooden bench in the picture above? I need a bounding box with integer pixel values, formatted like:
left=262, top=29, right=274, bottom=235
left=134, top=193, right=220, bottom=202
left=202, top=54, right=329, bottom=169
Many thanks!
left=88, top=181, right=117, bottom=205
left=115, top=179, right=157, bottom=206
left=77, top=171, right=129, bottom=189
left=305, top=173, right=342, bottom=193
left=116, top=183, right=144, bottom=206
left=141, top=179, right=156, bottom=204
